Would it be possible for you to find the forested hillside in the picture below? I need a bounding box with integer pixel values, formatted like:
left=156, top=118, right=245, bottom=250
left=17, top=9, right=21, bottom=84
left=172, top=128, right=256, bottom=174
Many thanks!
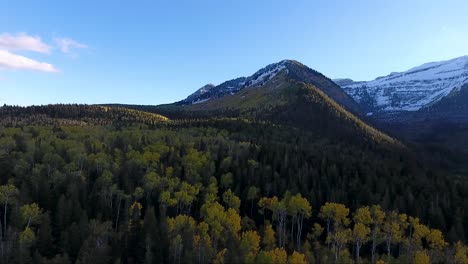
left=107, top=74, right=395, bottom=146
left=0, top=106, right=467, bottom=263
left=0, top=105, right=168, bottom=127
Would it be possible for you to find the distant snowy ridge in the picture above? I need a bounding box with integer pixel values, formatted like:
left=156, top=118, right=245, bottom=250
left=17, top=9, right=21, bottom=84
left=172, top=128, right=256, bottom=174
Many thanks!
left=336, top=56, right=468, bottom=112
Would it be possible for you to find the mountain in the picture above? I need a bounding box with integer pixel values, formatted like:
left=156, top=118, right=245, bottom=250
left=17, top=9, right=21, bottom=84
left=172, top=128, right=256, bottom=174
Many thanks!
left=3, top=62, right=468, bottom=263
left=181, top=60, right=362, bottom=114
left=130, top=61, right=394, bottom=146
left=333, top=78, right=363, bottom=87
left=369, top=83, right=468, bottom=154
left=426, top=82, right=468, bottom=115
left=184, top=83, right=216, bottom=104
left=337, top=56, right=468, bottom=113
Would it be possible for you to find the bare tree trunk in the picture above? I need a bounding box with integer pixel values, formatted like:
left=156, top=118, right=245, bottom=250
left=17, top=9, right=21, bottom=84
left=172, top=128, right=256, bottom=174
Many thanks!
left=386, top=239, right=391, bottom=257
left=250, top=200, right=253, bottom=217
left=290, top=216, right=295, bottom=249
left=277, top=222, right=282, bottom=248
left=284, top=218, right=287, bottom=248
left=0, top=214, right=3, bottom=241
left=3, top=200, right=8, bottom=240
left=371, top=228, right=377, bottom=264
left=296, top=214, right=303, bottom=251
left=334, top=245, right=339, bottom=264
left=115, top=198, right=122, bottom=230
left=356, top=242, right=361, bottom=264
left=1, top=241, right=4, bottom=264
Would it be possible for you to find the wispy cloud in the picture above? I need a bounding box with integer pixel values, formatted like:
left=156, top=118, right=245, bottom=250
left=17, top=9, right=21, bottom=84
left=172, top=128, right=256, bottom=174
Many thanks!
left=0, top=33, right=51, bottom=53
left=0, top=32, right=61, bottom=73
left=54, top=37, right=87, bottom=54
left=0, top=49, right=59, bottom=73
left=0, top=33, right=86, bottom=73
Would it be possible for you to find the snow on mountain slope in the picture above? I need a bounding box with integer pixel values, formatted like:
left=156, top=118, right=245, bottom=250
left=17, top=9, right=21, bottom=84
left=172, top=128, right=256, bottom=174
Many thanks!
left=184, top=84, right=216, bottom=103
left=338, top=56, right=468, bottom=112
left=181, top=60, right=361, bottom=114
left=243, top=61, right=288, bottom=87
left=181, top=60, right=290, bottom=105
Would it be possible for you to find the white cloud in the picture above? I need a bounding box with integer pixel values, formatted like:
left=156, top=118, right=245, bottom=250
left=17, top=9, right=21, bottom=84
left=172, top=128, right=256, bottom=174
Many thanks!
left=0, top=32, right=61, bottom=73
left=0, top=33, right=87, bottom=73
left=0, top=49, right=59, bottom=73
left=0, top=33, right=51, bottom=53
left=54, top=37, right=87, bottom=53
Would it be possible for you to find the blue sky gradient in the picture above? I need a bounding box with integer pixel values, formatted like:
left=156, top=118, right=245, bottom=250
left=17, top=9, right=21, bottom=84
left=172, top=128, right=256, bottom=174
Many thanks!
left=1, top=0, right=468, bottom=105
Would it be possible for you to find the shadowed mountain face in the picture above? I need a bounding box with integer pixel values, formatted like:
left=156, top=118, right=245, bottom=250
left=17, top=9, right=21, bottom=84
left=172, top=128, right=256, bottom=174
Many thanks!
left=147, top=69, right=396, bottom=147
left=333, top=56, right=468, bottom=154
left=181, top=60, right=362, bottom=114
left=368, top=83, right=468, bottom=154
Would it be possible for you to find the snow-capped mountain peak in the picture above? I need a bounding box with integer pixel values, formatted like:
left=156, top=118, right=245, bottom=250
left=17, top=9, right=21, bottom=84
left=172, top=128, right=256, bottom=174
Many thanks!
left=337, top=55, right=468, bottom=112
left=181, top=60, right=291, bottom=105
left=184, top=84, right=216, bottom=104
left=243, top=60, right=289, bottom=87
left=180, top=59, right=361, bottom=113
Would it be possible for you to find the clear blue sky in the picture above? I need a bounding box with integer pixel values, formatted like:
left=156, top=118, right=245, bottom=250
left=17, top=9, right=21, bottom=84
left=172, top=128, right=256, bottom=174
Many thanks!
left=1, top=0, right=468, bottom=106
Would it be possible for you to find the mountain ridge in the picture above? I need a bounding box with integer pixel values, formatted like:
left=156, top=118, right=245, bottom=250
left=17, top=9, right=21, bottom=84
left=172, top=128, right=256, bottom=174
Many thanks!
left=335, top=55, right=468, bottom=113
left=122, top=67, right=396, bottom=147
left=181, top=59, right=362, bottom=114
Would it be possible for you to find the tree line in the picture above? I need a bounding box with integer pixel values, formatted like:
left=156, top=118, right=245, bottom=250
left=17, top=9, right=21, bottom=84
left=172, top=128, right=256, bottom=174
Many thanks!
left=0, top=108, right=467, bottom=263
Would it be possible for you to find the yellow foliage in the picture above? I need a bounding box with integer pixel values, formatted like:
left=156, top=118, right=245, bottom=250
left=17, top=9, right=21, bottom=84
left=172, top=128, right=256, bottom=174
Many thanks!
left=213, top=248, right=227, bottom=264
left=353, top=222, right=370, bottom=241
left=335, top=228, right=352, bottom=245
left=455, top=241, right=468, bottom=264
left=269, top=248, right=288, bottom=264
left=319, top=202, right=350, bottom=228
left=19, top=227, right=36, bottom=245
left=167, top=215, right=196, bottom=235
left=288, top=194, right=312, bottom=218
left=262, top=223, right=276, bottom=250
left=226, top=208, right=241, bottom=236
left=370, top=205, right=385, bottom=225
left=413, top=250, right=430, bottom=264
left=288, top=251, right=307, bottom=264
left=129, top=202, right=143, bottom=217
left=310, top=223, right=324, bottom=240
left=240, top=230, right=260, bottom=261
left=222, top=189, right=241, bottom=212
left=426, top=229, right=447, bottom=251
left=354, top=206, right=372, bottom=225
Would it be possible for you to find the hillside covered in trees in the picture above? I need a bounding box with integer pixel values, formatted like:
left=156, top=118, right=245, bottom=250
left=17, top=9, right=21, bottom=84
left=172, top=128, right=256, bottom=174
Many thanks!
left=0, top=105, right=168, bottom=127
left=0, top=104, right=467, bottom=263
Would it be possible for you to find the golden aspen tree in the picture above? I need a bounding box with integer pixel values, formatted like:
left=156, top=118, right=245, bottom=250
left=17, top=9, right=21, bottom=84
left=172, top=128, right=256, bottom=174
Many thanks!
left=288, top=194, right=312, bottom=251
left=353, top=206, right=372, bottom=262
left=413, top=250, right=430, bottom=264
left=288, top=251, right=307, bottom=264
left=240, top=230, right=260, bottom=263
left=370, top=205, right=385, bottom=264
left=454, top=241, right=468, bottom=264
left=262, top=222, right=276, bottom=251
